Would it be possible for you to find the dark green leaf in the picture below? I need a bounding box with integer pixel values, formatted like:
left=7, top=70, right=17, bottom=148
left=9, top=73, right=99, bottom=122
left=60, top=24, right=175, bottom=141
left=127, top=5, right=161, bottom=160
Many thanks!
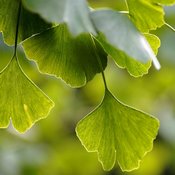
left=0, top=0, right=51, bottom=45
left=22, top=24, right=107, bottom=87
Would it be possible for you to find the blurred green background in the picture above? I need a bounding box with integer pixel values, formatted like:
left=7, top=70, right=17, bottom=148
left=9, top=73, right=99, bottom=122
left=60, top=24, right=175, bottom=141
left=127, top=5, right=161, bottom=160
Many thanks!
left=1, top=0, right=175, bottom=175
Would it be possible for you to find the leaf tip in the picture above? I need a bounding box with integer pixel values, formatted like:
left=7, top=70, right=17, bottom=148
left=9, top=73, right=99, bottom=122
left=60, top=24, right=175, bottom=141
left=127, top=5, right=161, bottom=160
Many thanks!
left=14, top=99, right=54, bottom=134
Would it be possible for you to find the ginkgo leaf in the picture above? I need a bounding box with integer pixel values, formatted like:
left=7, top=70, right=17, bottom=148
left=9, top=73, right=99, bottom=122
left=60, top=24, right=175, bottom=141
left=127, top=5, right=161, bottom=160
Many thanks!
left=76, top=90, right=159, bottom=171
left=126, top=0, right=165, bottom=32
left=96, top=33, right=151, bottom=77
left=0, top=0, right=51, bottom=45
left=91, top=9, right=160, bottom=69
left=22, top=0, right=96, bottom=36
left=0, top=57, right=54, bottom=133
left=22, top=24, right=107, bottom=87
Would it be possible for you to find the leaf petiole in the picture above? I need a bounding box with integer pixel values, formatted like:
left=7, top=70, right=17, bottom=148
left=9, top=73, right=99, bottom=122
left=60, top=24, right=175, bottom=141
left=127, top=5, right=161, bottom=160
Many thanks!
left=165, top=22, right=175, bottom=32
left=90, top=35, right=108, bottom=90
left=13, top=0, right=22, bottom=58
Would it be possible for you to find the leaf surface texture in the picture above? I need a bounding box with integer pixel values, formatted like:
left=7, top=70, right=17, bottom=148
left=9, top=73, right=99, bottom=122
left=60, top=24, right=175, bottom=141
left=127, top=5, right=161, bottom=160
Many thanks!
left=0, top=58, right=54, bottom=132
left=76, top=90, right=159, bottom=171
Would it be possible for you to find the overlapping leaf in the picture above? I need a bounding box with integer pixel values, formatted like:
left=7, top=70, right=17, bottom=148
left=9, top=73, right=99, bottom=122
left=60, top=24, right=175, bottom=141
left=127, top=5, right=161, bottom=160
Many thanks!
left=0, top=0, right=51, bottom=45
left=22, top=0, right=96, bottom=35
left=76, top=90, right=159, bottom=171
left=22, top=24, right=107, bottom=87
left=0, top=57, right=54, bottom=132
left=126, top=0, right=175, bottom=32
left=96, top=33, right=160, bottom=77
left=21, top=1, right=161, bottom=70
left=91, top=9, right=160, bottom=69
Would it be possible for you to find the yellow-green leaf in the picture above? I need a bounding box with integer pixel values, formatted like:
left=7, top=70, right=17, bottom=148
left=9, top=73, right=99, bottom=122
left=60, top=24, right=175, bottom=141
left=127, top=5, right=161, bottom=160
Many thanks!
left=126, top=0, right=164, bottom=32
left=0, top=57, right=54, bottom=133
left=96, top=34, right=151, bottom=77
left=91, top=9, right=161, bottom=74
left=144, top=33, right=161, bottom=55
left=91, top=9, right=160, bottom=70
left=76, top=90, right=159, bottom=171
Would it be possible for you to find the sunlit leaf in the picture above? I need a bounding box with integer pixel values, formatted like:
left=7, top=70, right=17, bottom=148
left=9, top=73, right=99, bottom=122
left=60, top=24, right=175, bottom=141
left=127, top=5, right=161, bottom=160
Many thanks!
left=0, top=57, right=54, bottom=133
left=126, top=0, right=166, bottom=32
left=76, top=90, right=159, bottom=171
left=22, top=24, right=107, bottom=87
left=144, top=34, right=161, bottom=55
left=91, top=9, right=160, bottom=69
left=95, top=33, right=160, bottom=77
left=0, top=0, right=51, bottom=45
left=22, top=0, right=96, bottom=35
left=96, top=34, right=149, bottom=77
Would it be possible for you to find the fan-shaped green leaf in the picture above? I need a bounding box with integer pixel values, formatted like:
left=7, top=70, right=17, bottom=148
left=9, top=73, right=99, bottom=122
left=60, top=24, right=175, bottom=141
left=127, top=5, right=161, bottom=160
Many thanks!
left=0, top=57, right=54, bottom=133
left=126, top=0, right=169, bottom=32
left=0, top=0, right=51, bottom=45
left=76, top=90, right=159, bottom=171
left=22, top=24, right=107, bottom=87
left=22, top=0, right=96, bottom=36
left=91, top=9, right=160, bottom=69
left=96, top=33, right=160, bottom=77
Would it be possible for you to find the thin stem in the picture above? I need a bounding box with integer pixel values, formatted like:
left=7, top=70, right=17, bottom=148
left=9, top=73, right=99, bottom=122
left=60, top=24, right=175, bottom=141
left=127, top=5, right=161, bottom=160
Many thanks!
left=13, top=0, right=22, bottom=57
left=165, top=22, right=175, bottom=32
left=90, top=35, right=108, bottom=90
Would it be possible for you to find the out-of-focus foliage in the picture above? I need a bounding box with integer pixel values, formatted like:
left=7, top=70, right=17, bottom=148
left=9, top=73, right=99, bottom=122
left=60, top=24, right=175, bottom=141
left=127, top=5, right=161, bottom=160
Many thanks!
left=0, top=0, right=175, bottom=175
left=23, top=0, right=96, bottom=35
